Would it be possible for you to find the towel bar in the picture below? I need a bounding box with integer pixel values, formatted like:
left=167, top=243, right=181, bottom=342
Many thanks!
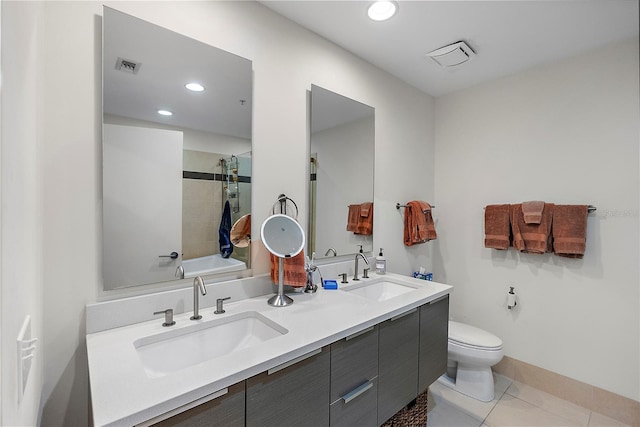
left=396, top=203, right=435, bottom=210
left=482, top=204, right=596, bottom=213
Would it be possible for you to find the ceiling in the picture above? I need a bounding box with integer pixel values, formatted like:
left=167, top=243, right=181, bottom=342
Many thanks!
left=103, top=7, right=252, bottom=138
left=260, top=1, right=639, bottom=97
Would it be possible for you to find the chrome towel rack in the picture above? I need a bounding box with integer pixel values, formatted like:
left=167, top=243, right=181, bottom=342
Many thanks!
left=482, top=204, right=597, bottom=213
left=396, top=203, right=435, bottom=210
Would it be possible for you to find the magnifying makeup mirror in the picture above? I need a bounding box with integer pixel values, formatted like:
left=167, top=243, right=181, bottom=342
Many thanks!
left=261, top=214, right=305, bottom=307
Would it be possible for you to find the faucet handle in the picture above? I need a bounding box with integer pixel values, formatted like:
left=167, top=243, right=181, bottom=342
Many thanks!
left=363, top=268, right=370, bottom=279
left=153, top=309, right=176, bottom=327
left=339, top=273, right=348, bottom=284
left=215, top=297, right=231, bottom=314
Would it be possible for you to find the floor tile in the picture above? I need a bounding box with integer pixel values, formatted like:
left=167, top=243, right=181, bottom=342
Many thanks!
left=506, top=381, right=590, bottom=426
left=427, top=400, right=484, bottom=427
left=429, top=374, right=507, bottom=422
left=588, top=412, right=632, bottom=427
left=485, top=394, right=585, bottom=427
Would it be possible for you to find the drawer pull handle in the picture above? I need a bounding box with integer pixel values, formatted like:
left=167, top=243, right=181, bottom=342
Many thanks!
left=268, top=348, right=322, bottom=375
left=391, top=308, right=417, bottom=322
left=346, top=326, right=374, bottom=341
left=429, top=294, right=449, bottom=305
left=342, top=380, right=373, bottom=404
left=135, top=388, right=228, bottom=426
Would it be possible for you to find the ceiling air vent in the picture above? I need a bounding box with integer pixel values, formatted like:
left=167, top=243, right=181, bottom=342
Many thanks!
left=426, top=41, right=475, bottom=68
left=115, top=57, right=141, bottom=74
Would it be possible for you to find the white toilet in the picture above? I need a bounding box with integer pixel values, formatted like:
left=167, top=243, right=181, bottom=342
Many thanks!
left=438, top=321, right=504, bottom=402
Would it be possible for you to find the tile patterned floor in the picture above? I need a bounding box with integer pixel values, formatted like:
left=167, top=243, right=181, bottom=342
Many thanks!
left=427, top=374, right=631, bottom=427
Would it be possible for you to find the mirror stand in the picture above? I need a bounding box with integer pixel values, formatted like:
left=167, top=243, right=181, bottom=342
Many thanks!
left=268, top=258, right=294, bottom=307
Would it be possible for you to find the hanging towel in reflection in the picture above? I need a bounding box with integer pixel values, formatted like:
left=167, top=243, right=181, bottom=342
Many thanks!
left=356, top=202, right=373, bottom=235
left=270, top=251, right=306, bottom=287
left=219, top=200, right=233, bottom=258
left=522, top=201, right=545, bottom=224
left=346, top=202, right=374, bottom=235
left=346, top=204, right=360, bottom=232
left=511, top=203, right=554, bottom=254
left=484, top=204, right=511, bottom=250
left=552, top=205, right=588, bottom=258
left=403, top=201, right=437, bottom=246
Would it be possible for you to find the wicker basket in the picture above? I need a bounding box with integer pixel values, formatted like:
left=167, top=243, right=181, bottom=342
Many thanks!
left=381, top=389, right=428, bottom=426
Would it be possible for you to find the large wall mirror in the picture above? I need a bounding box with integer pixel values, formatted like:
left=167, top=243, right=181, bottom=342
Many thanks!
left=102, top=7, right=252, bottom=290
left=309, top=85, right=374, bottom=260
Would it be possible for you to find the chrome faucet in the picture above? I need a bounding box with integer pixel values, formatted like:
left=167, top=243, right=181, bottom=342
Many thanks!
left=324, top=247, right=337, bottom=257
left=191, top=276, right=207, bottom=320
left=175, top=265, right=185, bottom=279
left=353, top=253, right=369, bottom=281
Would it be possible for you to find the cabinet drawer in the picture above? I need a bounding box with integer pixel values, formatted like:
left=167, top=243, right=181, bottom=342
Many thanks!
left=330, top=325, right=378, bottom=403
left=246, top=346, right=330, bottom=427
left=377, top=309, right=419, bottom=425
left=418, top=296, right=449, bottom=392
left=330, top=377, right=378, bottom=427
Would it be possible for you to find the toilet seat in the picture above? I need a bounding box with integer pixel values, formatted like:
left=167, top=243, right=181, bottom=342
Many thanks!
left=449, top=321, right=502, bottom=350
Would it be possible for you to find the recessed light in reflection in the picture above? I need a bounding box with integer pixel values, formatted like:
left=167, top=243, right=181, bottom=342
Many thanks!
left=157, top=109, right=173, bottom=116
left=185, top=82, right=205, bottom=92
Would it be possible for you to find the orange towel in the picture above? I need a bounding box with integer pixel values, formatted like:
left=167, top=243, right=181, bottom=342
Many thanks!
left=403, top=201, right=437, bottom=246
left=522, top=201, right=545, bottom=224
left=355, top=202, right=373, bottom=235
left=270, top=251, right=306, bottom=287
left=484, top=204, right=511, bottom=249
left=511, top=203, right=554, bottom=254
left=346, top=204, right=360, bottom=232
left=552, top=205, right=588, bottom=258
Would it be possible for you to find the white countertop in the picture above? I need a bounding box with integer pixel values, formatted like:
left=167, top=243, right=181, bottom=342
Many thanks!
left=87, top=273, right=452, bottom=426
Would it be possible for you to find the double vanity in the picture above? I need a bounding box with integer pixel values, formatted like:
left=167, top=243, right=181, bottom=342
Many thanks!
left=87, top=272, right=451, bottom=426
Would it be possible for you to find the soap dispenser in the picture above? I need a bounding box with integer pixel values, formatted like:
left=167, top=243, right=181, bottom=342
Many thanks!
left=376, top=248, right=386, bottom=274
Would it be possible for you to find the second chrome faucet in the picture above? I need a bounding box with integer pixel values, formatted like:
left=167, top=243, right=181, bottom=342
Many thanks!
left=191, top=276, right=207, bottom=320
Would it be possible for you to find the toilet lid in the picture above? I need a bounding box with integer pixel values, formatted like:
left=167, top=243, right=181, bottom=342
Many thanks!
left=449, top=321, right=502, bottom=349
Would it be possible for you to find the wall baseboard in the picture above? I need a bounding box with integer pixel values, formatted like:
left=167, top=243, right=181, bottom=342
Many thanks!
left=494, top=356, right=639, bottom=427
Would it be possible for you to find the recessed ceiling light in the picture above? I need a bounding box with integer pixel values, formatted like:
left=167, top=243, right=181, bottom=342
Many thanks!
left=368, top=1, right=398, bottom=21
left=185, top=82, right=205, bottom=92
left=157, top=109, right=173, bottom=116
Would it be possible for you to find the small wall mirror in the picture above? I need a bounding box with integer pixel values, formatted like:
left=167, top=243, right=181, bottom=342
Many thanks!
left=102, top=7, right=252, bottom=290
left=309, top=85, right=375, bottom=260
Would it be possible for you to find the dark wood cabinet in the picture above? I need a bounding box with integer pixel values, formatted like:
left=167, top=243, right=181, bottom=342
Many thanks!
left=150, top=381, right=245, bottom=427
left=330, top=326, right=379, bottom=427
left=377, top=309, right=420, bottom=426
left=246, top=347, right=330, bottom=427
left=418, top=295, right=449, bottom=393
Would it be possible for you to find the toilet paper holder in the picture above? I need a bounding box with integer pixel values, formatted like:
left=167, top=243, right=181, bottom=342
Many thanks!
left=507, top=286, right=517, bottom=309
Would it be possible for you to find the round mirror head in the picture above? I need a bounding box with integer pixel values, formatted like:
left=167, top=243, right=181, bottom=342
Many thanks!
left=260, top=214, right=305, bottom=258
left=231, top=214, right=251, bottom=248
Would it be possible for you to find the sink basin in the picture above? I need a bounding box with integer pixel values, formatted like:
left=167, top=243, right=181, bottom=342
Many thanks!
left=343, top=280, right=418, bottom=302
left=134, top=311, right=288, bottom=378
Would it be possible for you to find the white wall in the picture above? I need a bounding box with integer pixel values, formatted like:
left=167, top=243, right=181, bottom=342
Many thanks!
left=1, top=1, right=45, bottom=425
left=104, top=113, right=251, bottom=155
left=434, top=39, right=639, bottom=401
left=38, top=1, right=435, bottom=425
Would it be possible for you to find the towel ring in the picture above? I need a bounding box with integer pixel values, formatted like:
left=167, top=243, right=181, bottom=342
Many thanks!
left=272, top=194, right=299, bottom=219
